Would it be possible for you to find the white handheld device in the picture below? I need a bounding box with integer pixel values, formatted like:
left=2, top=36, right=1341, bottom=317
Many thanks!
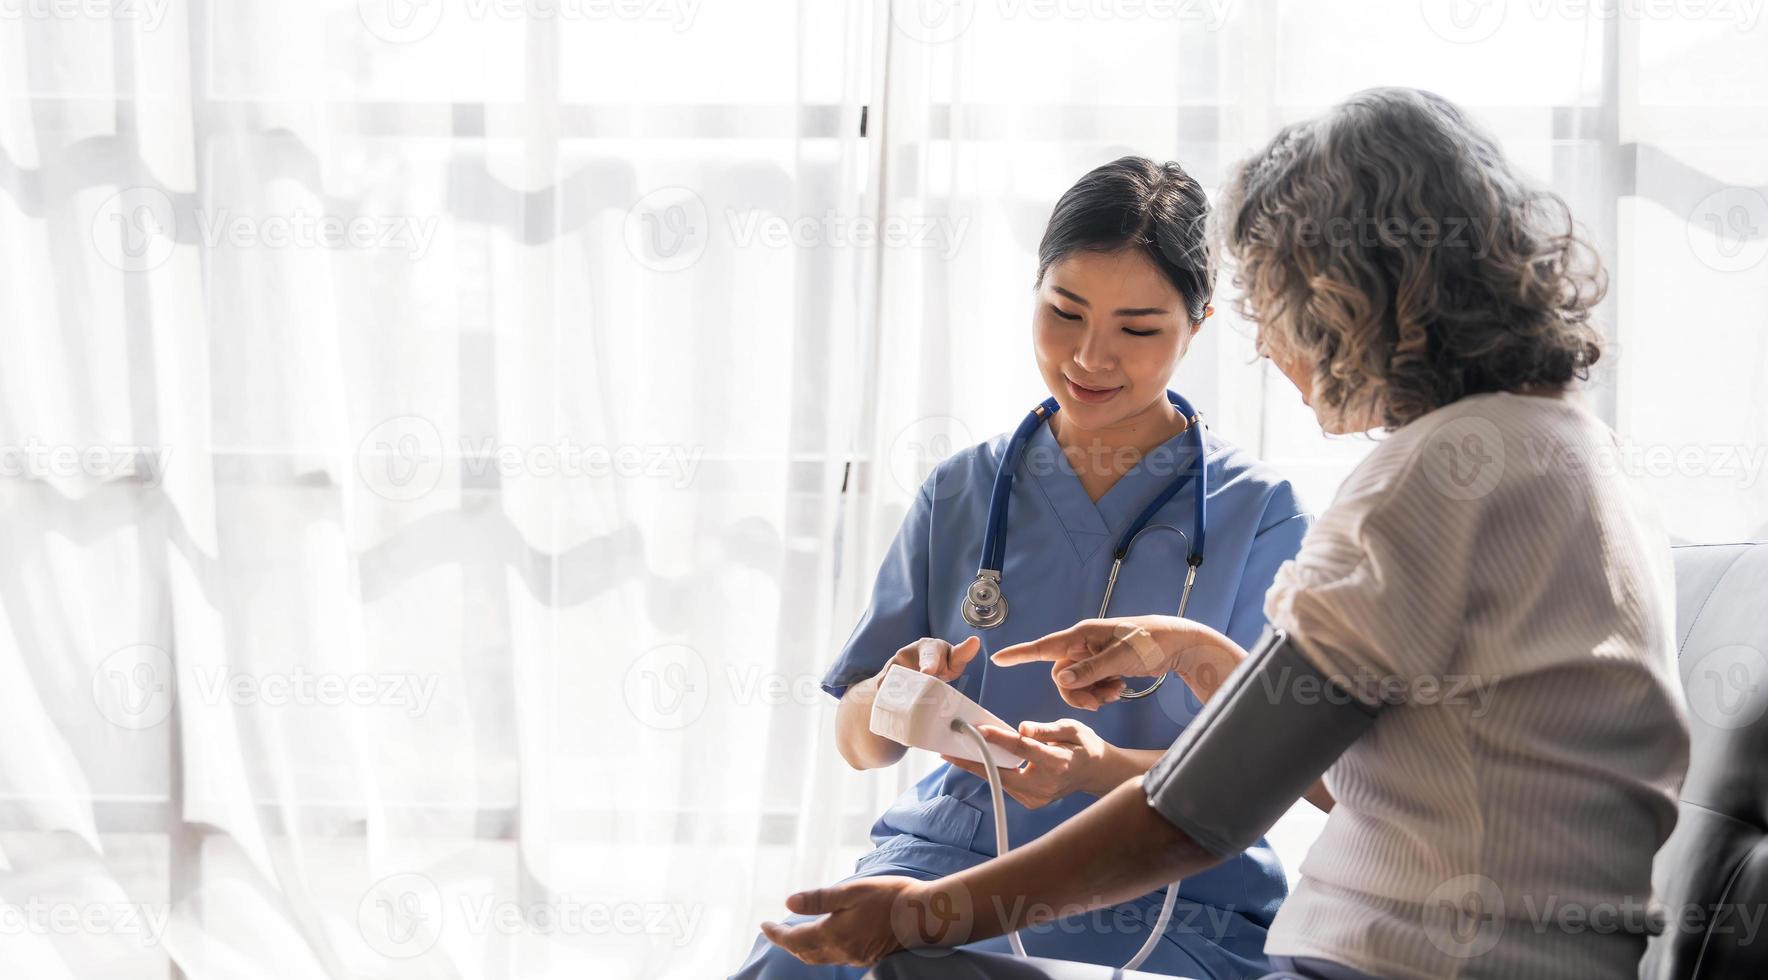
left=867, top=665, right=1024, bottom=769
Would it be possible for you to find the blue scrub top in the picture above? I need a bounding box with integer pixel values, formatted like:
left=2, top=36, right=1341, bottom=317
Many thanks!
left=822, top=421, right=1311, bottom=975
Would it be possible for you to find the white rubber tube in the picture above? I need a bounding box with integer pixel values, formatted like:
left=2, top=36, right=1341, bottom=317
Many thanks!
left=952, top=718, right=1181, bottom=971
left=955, top=720, right=1029, bottom=958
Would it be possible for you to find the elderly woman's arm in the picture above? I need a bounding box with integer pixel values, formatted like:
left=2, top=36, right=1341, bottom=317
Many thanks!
left=763, top=627, right=1375, bottom=967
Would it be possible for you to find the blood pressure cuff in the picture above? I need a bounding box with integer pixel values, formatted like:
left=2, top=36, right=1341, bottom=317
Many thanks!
left=1142, top=627, right=1380, bottom=858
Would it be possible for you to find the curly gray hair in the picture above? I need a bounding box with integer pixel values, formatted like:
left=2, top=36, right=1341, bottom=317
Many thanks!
left=1218, top=87, right=1607, bottom=431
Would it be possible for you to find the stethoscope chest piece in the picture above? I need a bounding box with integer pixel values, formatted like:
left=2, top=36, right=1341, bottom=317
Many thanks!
left=962, top=571, right=1007, bottom=629
left=960, top=390, right=1209, bottom=666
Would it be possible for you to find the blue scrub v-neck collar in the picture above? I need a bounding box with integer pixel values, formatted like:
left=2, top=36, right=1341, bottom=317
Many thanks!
left=1024, top=420, right=1206, bottom=565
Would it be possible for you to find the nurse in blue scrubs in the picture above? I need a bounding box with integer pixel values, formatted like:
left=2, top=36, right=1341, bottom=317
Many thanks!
left=733, top=157, right=1311, bottom=979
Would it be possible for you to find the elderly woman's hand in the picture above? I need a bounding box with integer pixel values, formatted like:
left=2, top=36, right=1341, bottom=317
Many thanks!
left=990, top=615, right=1244, bottom=709
left=761, top=876, right=964, bottom=967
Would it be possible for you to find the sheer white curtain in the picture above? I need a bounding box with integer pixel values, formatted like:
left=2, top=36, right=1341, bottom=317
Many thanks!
left=3, top=1, right=873, bottom=977
left=2, top=1, right=1764, bottom=978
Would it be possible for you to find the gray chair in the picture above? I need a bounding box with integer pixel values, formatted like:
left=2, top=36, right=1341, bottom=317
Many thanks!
left=874, top=542, right=1768, bottom=980
left=1642, top=542, right=1768, bottom=979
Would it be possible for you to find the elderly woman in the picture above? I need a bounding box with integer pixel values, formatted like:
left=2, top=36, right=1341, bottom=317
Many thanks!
left=761, top=87, right=1690, bottom=980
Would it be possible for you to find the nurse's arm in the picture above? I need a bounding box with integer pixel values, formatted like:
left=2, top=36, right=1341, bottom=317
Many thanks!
left=834, top=636, right=982, bottom=770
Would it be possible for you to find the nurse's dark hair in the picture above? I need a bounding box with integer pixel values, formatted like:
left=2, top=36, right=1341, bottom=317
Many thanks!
left=1035, top=156, right=1214, bottom=324
left=1220, top=86, right=1606, bottom=431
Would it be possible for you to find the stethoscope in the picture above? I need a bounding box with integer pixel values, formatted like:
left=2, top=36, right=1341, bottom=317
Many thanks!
left=961, top=389, right=1207, bottom=700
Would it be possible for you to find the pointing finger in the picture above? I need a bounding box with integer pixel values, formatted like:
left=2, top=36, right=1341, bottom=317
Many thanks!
left=991, top=621, right=1101, bottom=667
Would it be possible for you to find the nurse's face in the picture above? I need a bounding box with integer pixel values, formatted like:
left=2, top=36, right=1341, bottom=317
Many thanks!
left=1033, top=249, right=1199, bottom=433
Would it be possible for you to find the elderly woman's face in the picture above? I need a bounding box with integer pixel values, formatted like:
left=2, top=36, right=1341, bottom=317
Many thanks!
left=1033, top=249, right=1200, bottom=433
left=1256, top=325, right=1370, bottom=435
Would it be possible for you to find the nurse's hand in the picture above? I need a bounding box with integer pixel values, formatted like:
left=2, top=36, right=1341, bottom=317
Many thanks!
left=990, top=615, right=1239, bottom=710
left=886, top=635, right=982, bottom=683
left=939, top=719, right=1115, bottom=807
left=760, top=876, right=951, bottom=966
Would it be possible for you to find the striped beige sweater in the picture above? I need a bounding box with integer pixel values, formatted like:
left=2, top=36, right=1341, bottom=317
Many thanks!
left=1261, top=390, right=1690, bottom=979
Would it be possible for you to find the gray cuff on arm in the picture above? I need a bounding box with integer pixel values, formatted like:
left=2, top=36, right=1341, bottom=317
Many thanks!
left=1143, top=627, right=1380, bottom=857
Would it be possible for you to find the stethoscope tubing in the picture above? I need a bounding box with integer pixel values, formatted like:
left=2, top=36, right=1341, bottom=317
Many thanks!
left=962, top=389, right=1209, bottom=703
